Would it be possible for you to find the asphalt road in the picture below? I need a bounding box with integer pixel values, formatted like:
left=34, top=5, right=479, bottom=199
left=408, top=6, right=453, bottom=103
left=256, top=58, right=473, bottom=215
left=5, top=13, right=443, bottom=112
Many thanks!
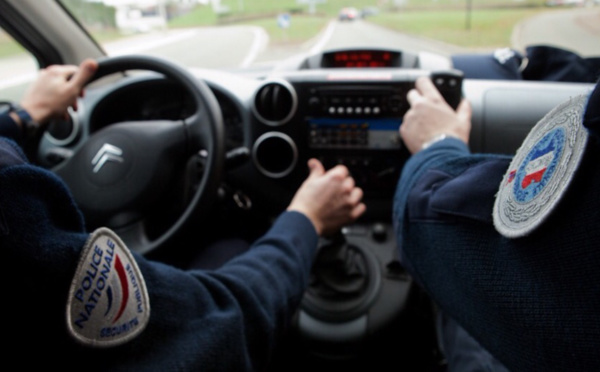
left=0, top=7, right=598, bottom=99
left=104, top=26, right=269, bottom=69
left=511, top=7, right=600, bottom=57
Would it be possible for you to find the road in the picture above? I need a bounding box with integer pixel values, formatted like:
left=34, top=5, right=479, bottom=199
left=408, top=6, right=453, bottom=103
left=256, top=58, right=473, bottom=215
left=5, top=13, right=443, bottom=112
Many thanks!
left=511, top=7, right=600, bottom=56
left=0, top=7, right=598, bottom=99
left=251, top=19, right=471, bottom=67
left=103, top=26, right=269, bottom=69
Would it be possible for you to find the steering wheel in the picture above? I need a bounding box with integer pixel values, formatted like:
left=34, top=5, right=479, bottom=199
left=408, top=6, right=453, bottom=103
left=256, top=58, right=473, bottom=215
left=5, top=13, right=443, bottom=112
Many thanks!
left=53, top=55, right=225, bottom=255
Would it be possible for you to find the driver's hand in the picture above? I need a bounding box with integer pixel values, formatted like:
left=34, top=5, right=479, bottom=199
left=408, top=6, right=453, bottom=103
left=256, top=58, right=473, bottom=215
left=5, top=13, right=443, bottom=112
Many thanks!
left=287, top=158, right=366, bottom=237
left=19, top=58, right=98, bottom=125
left=400, top=77, right=472, bottom=154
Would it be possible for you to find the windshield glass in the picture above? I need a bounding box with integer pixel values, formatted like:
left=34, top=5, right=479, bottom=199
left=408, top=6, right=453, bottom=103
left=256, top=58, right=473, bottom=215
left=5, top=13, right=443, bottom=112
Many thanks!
left=58, top=0, right=600, bottom=71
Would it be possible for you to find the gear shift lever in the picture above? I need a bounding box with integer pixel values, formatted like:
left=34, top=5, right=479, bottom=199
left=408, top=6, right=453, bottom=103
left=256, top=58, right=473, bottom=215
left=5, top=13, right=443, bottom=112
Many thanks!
left=306, top=231, right=374, bottom=315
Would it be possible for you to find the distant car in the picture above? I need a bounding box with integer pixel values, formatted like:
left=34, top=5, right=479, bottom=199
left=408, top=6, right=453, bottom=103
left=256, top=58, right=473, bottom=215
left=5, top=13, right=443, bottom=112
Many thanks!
left=338, top=7, right=359, bottom=21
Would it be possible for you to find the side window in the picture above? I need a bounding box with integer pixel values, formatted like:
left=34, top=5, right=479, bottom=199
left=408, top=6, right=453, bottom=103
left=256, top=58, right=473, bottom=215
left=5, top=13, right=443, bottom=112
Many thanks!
left=0, top=27, right=38, bottom=101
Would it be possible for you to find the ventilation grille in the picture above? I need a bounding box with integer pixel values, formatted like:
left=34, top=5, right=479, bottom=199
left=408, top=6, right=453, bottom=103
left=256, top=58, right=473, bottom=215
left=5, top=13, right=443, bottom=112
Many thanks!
left=253, top=81, right=296, bottom=125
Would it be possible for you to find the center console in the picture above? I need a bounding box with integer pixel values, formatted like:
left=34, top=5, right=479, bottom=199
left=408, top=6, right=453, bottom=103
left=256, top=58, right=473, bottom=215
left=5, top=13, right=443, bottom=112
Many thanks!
left=250, top=69, right=463, bottom=363
left=252, top=69, right=463, bottom=199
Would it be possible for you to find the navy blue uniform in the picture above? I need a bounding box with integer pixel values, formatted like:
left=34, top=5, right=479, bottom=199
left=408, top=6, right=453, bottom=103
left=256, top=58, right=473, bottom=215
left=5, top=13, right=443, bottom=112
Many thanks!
left=393, top=134, right=600, bottom=372
left=0, top=121, right=318, bottom=371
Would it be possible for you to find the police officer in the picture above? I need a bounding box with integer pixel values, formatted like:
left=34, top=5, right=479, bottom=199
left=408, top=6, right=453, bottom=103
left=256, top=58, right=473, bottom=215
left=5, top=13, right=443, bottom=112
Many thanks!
left=394, top=76, right=600, bottom=372
left=0, top=59, right=366, bottom=370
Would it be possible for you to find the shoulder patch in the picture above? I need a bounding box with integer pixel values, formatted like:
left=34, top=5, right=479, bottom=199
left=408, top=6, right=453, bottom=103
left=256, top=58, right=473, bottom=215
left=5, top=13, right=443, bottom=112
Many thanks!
left=493, top=95, right=588, bottom=238
left=66, top=227, right=150, bottom=347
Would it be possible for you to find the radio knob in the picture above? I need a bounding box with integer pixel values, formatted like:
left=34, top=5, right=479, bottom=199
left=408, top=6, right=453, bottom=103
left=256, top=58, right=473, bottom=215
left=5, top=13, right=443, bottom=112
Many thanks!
left=309, top=97, right=321, bottom=113
left=371, top=223, right=387, bottom=242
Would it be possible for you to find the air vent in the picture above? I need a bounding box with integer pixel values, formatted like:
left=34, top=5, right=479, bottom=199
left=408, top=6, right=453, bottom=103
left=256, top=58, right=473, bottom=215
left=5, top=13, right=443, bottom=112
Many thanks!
left=253, top=80, right=297, bottom=126
left=252, top=132, right=298, bottom=178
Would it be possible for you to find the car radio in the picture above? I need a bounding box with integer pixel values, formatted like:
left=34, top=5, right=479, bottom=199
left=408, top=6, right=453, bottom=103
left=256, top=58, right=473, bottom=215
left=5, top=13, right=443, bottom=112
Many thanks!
left=301, top=70, right=463, bottom=151
left=306, top=85, right=406, bottom=150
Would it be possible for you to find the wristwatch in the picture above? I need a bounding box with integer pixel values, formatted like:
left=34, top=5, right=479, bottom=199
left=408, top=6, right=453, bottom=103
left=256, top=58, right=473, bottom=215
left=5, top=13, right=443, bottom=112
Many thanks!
left=421, top=133, right=457, bottom=150
left=13, top=103, right=40, bottom=137
left=0, top=101, right=39, bottom=137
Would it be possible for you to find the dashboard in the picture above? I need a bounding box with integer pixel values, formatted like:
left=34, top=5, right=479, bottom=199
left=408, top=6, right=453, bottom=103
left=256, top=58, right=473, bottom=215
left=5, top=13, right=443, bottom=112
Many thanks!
left=35, top=47, right=595, bottom=369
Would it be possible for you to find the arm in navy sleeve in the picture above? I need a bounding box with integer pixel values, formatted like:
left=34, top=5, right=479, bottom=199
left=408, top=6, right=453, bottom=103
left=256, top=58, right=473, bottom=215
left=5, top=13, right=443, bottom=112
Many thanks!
left=393, top=137, right=471, bottom=270
left=123, top=211, right=317, bottom=371
left=1, top=136, right=318, bottom=371
left=391, top=82, right=600, bottom=372
left=393, top=137, right=512, bottom=282
left=0, top=113, right=23, bottom=142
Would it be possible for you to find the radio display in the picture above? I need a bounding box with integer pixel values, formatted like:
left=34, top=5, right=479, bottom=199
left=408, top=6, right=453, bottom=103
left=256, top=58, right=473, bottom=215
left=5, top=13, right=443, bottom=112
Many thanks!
left=322, top=50, right=401, bottom=68
left=308, top=118, right=402, bottom=149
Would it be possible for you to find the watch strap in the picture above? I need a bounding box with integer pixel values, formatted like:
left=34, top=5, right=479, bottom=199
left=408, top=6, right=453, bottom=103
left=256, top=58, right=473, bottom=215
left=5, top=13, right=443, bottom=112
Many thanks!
left=12, top=103, right=39, bottom=137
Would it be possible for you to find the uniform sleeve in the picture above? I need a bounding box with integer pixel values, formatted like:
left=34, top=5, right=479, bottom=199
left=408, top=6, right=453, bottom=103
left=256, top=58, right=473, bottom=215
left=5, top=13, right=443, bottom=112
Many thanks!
left=0, top=136, right=27, bottom=169
left=393, top=138, right=472, bottom=227
left=392, top=137, right=472, bottom=270
left=392, top=93, right=600, bottom=371
left=115, top=211, right=318, bottom=371
left=0, top=112, right=23, bottom=142
left=392, top=136, right=511, bottom=284
left=1, top=144, right=319, bottom=370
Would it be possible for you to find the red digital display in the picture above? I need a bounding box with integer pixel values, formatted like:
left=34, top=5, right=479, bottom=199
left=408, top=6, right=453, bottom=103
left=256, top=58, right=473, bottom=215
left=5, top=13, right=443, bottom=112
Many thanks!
left=331, top=51, right=394, bottom=68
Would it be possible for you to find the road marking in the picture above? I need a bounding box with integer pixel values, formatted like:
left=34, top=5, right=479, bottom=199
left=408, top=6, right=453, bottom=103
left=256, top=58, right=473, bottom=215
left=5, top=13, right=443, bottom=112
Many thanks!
left=309, top=20, right=336, bottom=56
left=240, top=27, right=269, bottom=68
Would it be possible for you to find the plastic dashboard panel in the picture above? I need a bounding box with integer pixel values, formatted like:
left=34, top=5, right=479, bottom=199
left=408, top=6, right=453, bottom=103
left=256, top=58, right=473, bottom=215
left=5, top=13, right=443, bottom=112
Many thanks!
left=465, top=80, right=595, bottom=155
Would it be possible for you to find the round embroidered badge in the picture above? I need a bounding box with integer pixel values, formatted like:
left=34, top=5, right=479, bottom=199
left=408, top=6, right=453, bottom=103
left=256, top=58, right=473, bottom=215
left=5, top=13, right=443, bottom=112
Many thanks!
left=493, top=95, right=588, bottom=238
left=66, top=228, right=150, bottom=347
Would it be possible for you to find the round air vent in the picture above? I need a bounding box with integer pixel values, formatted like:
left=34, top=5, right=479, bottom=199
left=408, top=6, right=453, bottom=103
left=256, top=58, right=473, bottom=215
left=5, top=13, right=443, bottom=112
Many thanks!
left=252, top=132, right=297, bottom=178
left=252, top=80, right=297, bottom=126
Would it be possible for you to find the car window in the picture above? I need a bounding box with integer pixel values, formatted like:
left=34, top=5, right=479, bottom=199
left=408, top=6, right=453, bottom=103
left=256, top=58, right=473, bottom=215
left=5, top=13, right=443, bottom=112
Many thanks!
left=0, top=28, right=38, bottom=101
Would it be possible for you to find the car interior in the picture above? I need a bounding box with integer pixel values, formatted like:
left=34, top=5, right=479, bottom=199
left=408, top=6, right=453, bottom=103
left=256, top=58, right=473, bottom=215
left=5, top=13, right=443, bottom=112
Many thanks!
left=0, top=0, right=596, bottom=370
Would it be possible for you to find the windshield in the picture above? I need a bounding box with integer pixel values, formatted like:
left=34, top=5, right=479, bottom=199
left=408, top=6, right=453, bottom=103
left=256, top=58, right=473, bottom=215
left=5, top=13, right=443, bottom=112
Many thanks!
left=57, top=0, right=600, bottom=71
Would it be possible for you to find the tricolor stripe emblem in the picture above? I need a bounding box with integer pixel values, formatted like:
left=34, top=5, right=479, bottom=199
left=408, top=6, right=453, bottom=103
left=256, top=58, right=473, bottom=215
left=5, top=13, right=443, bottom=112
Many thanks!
left=521, top=151, right=554, bottom=189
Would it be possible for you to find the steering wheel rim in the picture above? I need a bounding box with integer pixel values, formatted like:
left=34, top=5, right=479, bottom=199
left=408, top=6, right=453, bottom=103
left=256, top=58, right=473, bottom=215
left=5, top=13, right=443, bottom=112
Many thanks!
left=53, top=55, right=225, bottom=255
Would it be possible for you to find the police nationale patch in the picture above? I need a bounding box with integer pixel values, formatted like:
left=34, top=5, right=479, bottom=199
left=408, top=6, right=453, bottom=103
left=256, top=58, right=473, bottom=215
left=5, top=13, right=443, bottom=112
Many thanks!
left=66, top=227, right=150, bottom=347
left=493, top=95, right=588, bottom=238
